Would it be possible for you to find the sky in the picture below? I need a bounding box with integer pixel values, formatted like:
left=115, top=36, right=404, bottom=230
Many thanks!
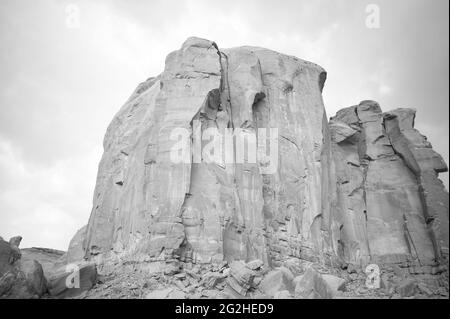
left=0, top=0, right=448, bottom=250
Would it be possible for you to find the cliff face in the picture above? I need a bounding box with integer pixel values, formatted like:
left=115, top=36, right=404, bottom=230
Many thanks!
left=330, top=103, right=448, bottom=270
left=75, top=37, right=448, bottom=272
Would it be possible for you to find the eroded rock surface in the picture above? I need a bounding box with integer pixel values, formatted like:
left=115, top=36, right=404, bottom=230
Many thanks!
left=58, top=37, right=449, bottom=299
left=78, top=37, right=332, bottom=268
left=0, top=236, right=48, bottom=299
left=330, top=101, right=448, bottom=270
left=47, top=262, right=97, bottom=298
left=66, top=225, right=87, bottom=264
left=21, top=247, right=66, bottom=278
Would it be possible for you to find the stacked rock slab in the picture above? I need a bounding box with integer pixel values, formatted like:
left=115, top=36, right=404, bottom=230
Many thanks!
left=71, top=37, right=448, bottom=273
left=66, top=225, right=87, bottom=264
left=330, top=101, right=448, bottom=269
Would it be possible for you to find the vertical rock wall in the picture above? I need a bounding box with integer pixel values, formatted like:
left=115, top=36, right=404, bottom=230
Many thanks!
left=80, top=38, right=333, bottom=266
left=71, top=37, right=448, bottom=272
left=330, top=101, right=448, bottom=269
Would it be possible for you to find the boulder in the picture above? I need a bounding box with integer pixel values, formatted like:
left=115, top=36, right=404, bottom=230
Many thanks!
left=259, top=267, right=295, bottom=297
left=226, top=261, right=255, bottom=296
left=163, top=262, right=183, bottom=275
left=0, top=257, right=48, bottom=298
left=201, top=272, right=226, bottom=289
left=380, top=273, right=392, bottom=292
left=9, top=236, right=22, bottom=248
left=274, top=290, right=293, bottom=299
left=0, top=236, right=48, bottom=298
left=21, top=247, right=66, bottom=278
left=396, top=279, right=418, bottom=298
left=19, top=259, right=47, bottom=296
left=0, top=236, right=22, bottom=275
left=417, top=282, right=433, bottom=296
left=48, top=262, right=97, bottom=298
left=0, top=239, right=15, bottom=275
left=322, top=274, right=346, bottom=296
left=145, top=288, right=174, bottom=299
left=294, top=267, right=333, bottom=299
left=0, top=271, right=16, bottom=296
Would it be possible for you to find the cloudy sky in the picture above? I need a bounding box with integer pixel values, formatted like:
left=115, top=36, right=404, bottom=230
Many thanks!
left=0, top=0, right=448, bottom=250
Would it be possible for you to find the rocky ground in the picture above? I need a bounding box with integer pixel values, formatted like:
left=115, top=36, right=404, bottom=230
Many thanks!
left=1, top=235, right=448, bottom=300
left=69, top=258, right=449, bottom=300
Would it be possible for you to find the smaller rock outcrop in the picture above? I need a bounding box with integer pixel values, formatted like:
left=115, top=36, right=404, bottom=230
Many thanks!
left=395, top=278, right=418, bottom=298
left=0, top=236, right=48, bottom=299
left=0, top=235, right=96, bottom=299
left=322, top=274, right=346, bottom=297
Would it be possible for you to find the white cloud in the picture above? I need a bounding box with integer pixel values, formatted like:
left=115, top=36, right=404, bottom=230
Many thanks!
left=379, top=84, right=392, bottom=95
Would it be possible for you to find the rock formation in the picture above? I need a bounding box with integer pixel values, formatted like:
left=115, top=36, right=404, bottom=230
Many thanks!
left=81, top=37, right=335, bottom=268
left=75, top=37, right=447, bottom=275
left=4, top=37, right=447, bottom=299
left=21, top=247, right=65, bottom=278
left=330, top=102, right=449, bottom=270
left=0, top=237, right=48, bottom=298
left=0, top=235, right=97, bottom=299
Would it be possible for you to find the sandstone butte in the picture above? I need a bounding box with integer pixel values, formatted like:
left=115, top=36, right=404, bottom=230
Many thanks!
left=1, top=37, right=448, bottom=299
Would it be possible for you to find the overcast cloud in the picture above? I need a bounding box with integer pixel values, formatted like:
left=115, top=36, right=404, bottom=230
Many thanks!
left=0, top=0, right=448, bottom=250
